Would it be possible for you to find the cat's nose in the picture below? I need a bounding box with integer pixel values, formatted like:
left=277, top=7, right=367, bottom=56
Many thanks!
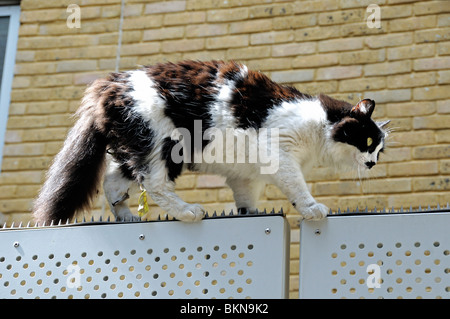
left=365, top=161, right=376, bottom=169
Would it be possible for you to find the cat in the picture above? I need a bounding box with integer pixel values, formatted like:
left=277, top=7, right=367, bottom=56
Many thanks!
left=33, top=60, right=389, bottom=225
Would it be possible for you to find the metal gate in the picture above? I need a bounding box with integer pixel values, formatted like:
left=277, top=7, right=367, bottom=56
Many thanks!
left=0, top=212, right=290, bottom=299
left=299, top=206, right=450, bottom=299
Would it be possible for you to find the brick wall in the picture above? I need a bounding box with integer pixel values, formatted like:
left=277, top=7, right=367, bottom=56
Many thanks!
left=1, top=0, right=449, bottom=298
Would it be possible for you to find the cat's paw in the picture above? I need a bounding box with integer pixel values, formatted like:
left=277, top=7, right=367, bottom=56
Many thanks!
left=299, top=203, right=329, bottom=220
left=176, top=203, right=205, bottom=222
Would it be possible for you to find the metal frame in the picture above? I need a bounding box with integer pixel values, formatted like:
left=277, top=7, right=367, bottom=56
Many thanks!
left=0, top=212, right=290, bottom=299
left=299, top=207, right=450, bottom=299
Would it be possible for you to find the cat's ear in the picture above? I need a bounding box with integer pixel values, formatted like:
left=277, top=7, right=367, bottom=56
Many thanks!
left=350, top=99, right=375, bottom=119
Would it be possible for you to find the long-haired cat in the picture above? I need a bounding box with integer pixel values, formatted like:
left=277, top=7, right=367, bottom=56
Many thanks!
left=33, top=60, right=389, bottom=224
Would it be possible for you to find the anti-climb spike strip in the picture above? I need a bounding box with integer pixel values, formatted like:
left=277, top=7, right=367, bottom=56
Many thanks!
left=2, top=204, right=449, bottom=230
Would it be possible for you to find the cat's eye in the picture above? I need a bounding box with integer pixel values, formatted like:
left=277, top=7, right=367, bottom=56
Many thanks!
left=367, top=137, right=373, bottom=147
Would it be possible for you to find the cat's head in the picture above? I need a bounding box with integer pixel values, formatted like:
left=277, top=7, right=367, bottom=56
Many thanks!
left=329, top=98, right=389, bottom=170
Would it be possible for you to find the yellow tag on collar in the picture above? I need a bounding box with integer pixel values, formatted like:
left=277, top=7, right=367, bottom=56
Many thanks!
left=367, top=137, right=373, bottom=147
left=138, top=185, right=149, bottom=217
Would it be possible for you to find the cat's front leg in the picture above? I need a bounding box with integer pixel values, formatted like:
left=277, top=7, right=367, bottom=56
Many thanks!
left=269, top=157, right=328, bottom=220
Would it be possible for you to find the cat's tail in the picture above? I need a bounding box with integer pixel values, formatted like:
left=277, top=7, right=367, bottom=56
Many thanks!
left=33, top=83, right=108, bottom=225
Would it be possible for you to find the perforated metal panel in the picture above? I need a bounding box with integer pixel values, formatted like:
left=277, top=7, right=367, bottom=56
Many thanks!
left=299, top=211, right=449, bottom=299
left=0, top=214, right=289, bottom=299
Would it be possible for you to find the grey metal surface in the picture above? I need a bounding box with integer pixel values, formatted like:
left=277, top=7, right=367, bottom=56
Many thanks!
left=299, top=209, right=449, bottom=299
left=0, top=213, right=290, bottom=299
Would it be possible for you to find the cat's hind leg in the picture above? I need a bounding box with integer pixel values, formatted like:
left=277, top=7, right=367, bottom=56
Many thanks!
left=226, top=177, right=265, bottom=214
left=103, top=157, right=137, bottom=221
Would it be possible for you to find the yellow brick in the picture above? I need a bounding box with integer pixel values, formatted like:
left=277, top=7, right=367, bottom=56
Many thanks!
left=339, top=77, right=385, bottom=92
left=316, top=65, right=362, bottom=80
left=207, top=8, right=248, bottom=22
left=162, top=38, right=204, bottom=53
left=143, top=27, right=184, bottom=41
left=441, top=160, right=450, bottom=173
left=387, top=43, right=435, bottom=61
left=413, top=85, right=450, bottom=100
left=340, top=49, right=385, bottom=65
left=250, top=30, right=294, bottom=45
left=413, top=115, right=450, bottom=129
left=388, top=161, right=439, bottom=177
left=415, top=28, right=450, bottom=43
left=185, top=24, right=227, bottom=38
left=413, top=145, right=450, bottom=159
left=206, top=35, right=248, bottom=49
left=385, top=101, right=435, bottom=117
left=337, top=195, right=388, bottom=211
left=413, top=1, right=450, bottom=16
left=227, top=46, right=271, bottom=60
left=229, top=19, right=272, bottom=34
left=318, top=8, right=364, bottom=25
left=318, top=37, right=363, bottom=52
left=340, top=21, right=386, bottom=37
left=123, top=15, right=163, bottom=30
left=164, top=11, right=205, bottom=26
left=245, top=58, right=292, bottom=71
left=178, top=189, right=218, bottom=203
left=436, top=130, right=450, bottom=143
left=413, top=176, right=450, bottom=192
left=389, top=16, right=436, bottom=32
left=414, top=57, right=450, bottom=71
left=365, top=33, right=413, bottom=49
left=121, top=42, right=161, bottom=56
left=293, top=53, right=338, bottom=68
left=314, top=181, right=361, bottom=196
left=272, top=42, right=315, bottom=57
left=364, top=60, right=411, bottom=76
left=387, top=72, right=435, bottom=88
left=248, top=3, right=293, bottom=19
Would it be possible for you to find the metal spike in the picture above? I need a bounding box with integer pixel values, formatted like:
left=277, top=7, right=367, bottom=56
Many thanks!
left=82, top=217, right=86, bottom=223
left=99, top=216, right=103, bottom=222
left=270, top=208, right=275, bottom=214
left=26, top=221, right=31, bottom=228
left=2, top=222, right=7, bottom=228
left=437, top=203, right=440, bottom=210
left=66, top=219, right=70, bottom=225
left=230, top=209, right=234, bottom=216
left=221, top=210, right=225, bottom=216
left=91, top=216, right=94, bottom=222
left=374, top=206, right=377, bottom=214
left=157, top=214, right=161, bottom=221
left=280, top=207, right=284, bottom=215
left=355, top=207, right=359, bottom=213
left=255, top=208, right=259, bottom=215
left=337, top=207, right=341, bottom=214
left=213, top=211, right=217, bottom=217
left=165, top=214, right=169, bottom=221
left=107, top=216, right=111, bottom=222
left=204, top=212, right=209, bottom=218
left=364, top=206, right=368, bottom=213
left=263, top=208, right=267, bottom=214
left=57, top=219, right=62, bottom=226
left=18, top=222, right=23, bottom=228
left=328, top=208, right=332, bottom=215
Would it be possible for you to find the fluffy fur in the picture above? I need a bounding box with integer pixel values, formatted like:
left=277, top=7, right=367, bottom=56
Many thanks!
left=33, top=60, right=389, bottom=224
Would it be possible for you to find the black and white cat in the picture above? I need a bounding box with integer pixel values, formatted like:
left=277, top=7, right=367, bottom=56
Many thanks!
left=33, top=60, right=389, bottom=224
